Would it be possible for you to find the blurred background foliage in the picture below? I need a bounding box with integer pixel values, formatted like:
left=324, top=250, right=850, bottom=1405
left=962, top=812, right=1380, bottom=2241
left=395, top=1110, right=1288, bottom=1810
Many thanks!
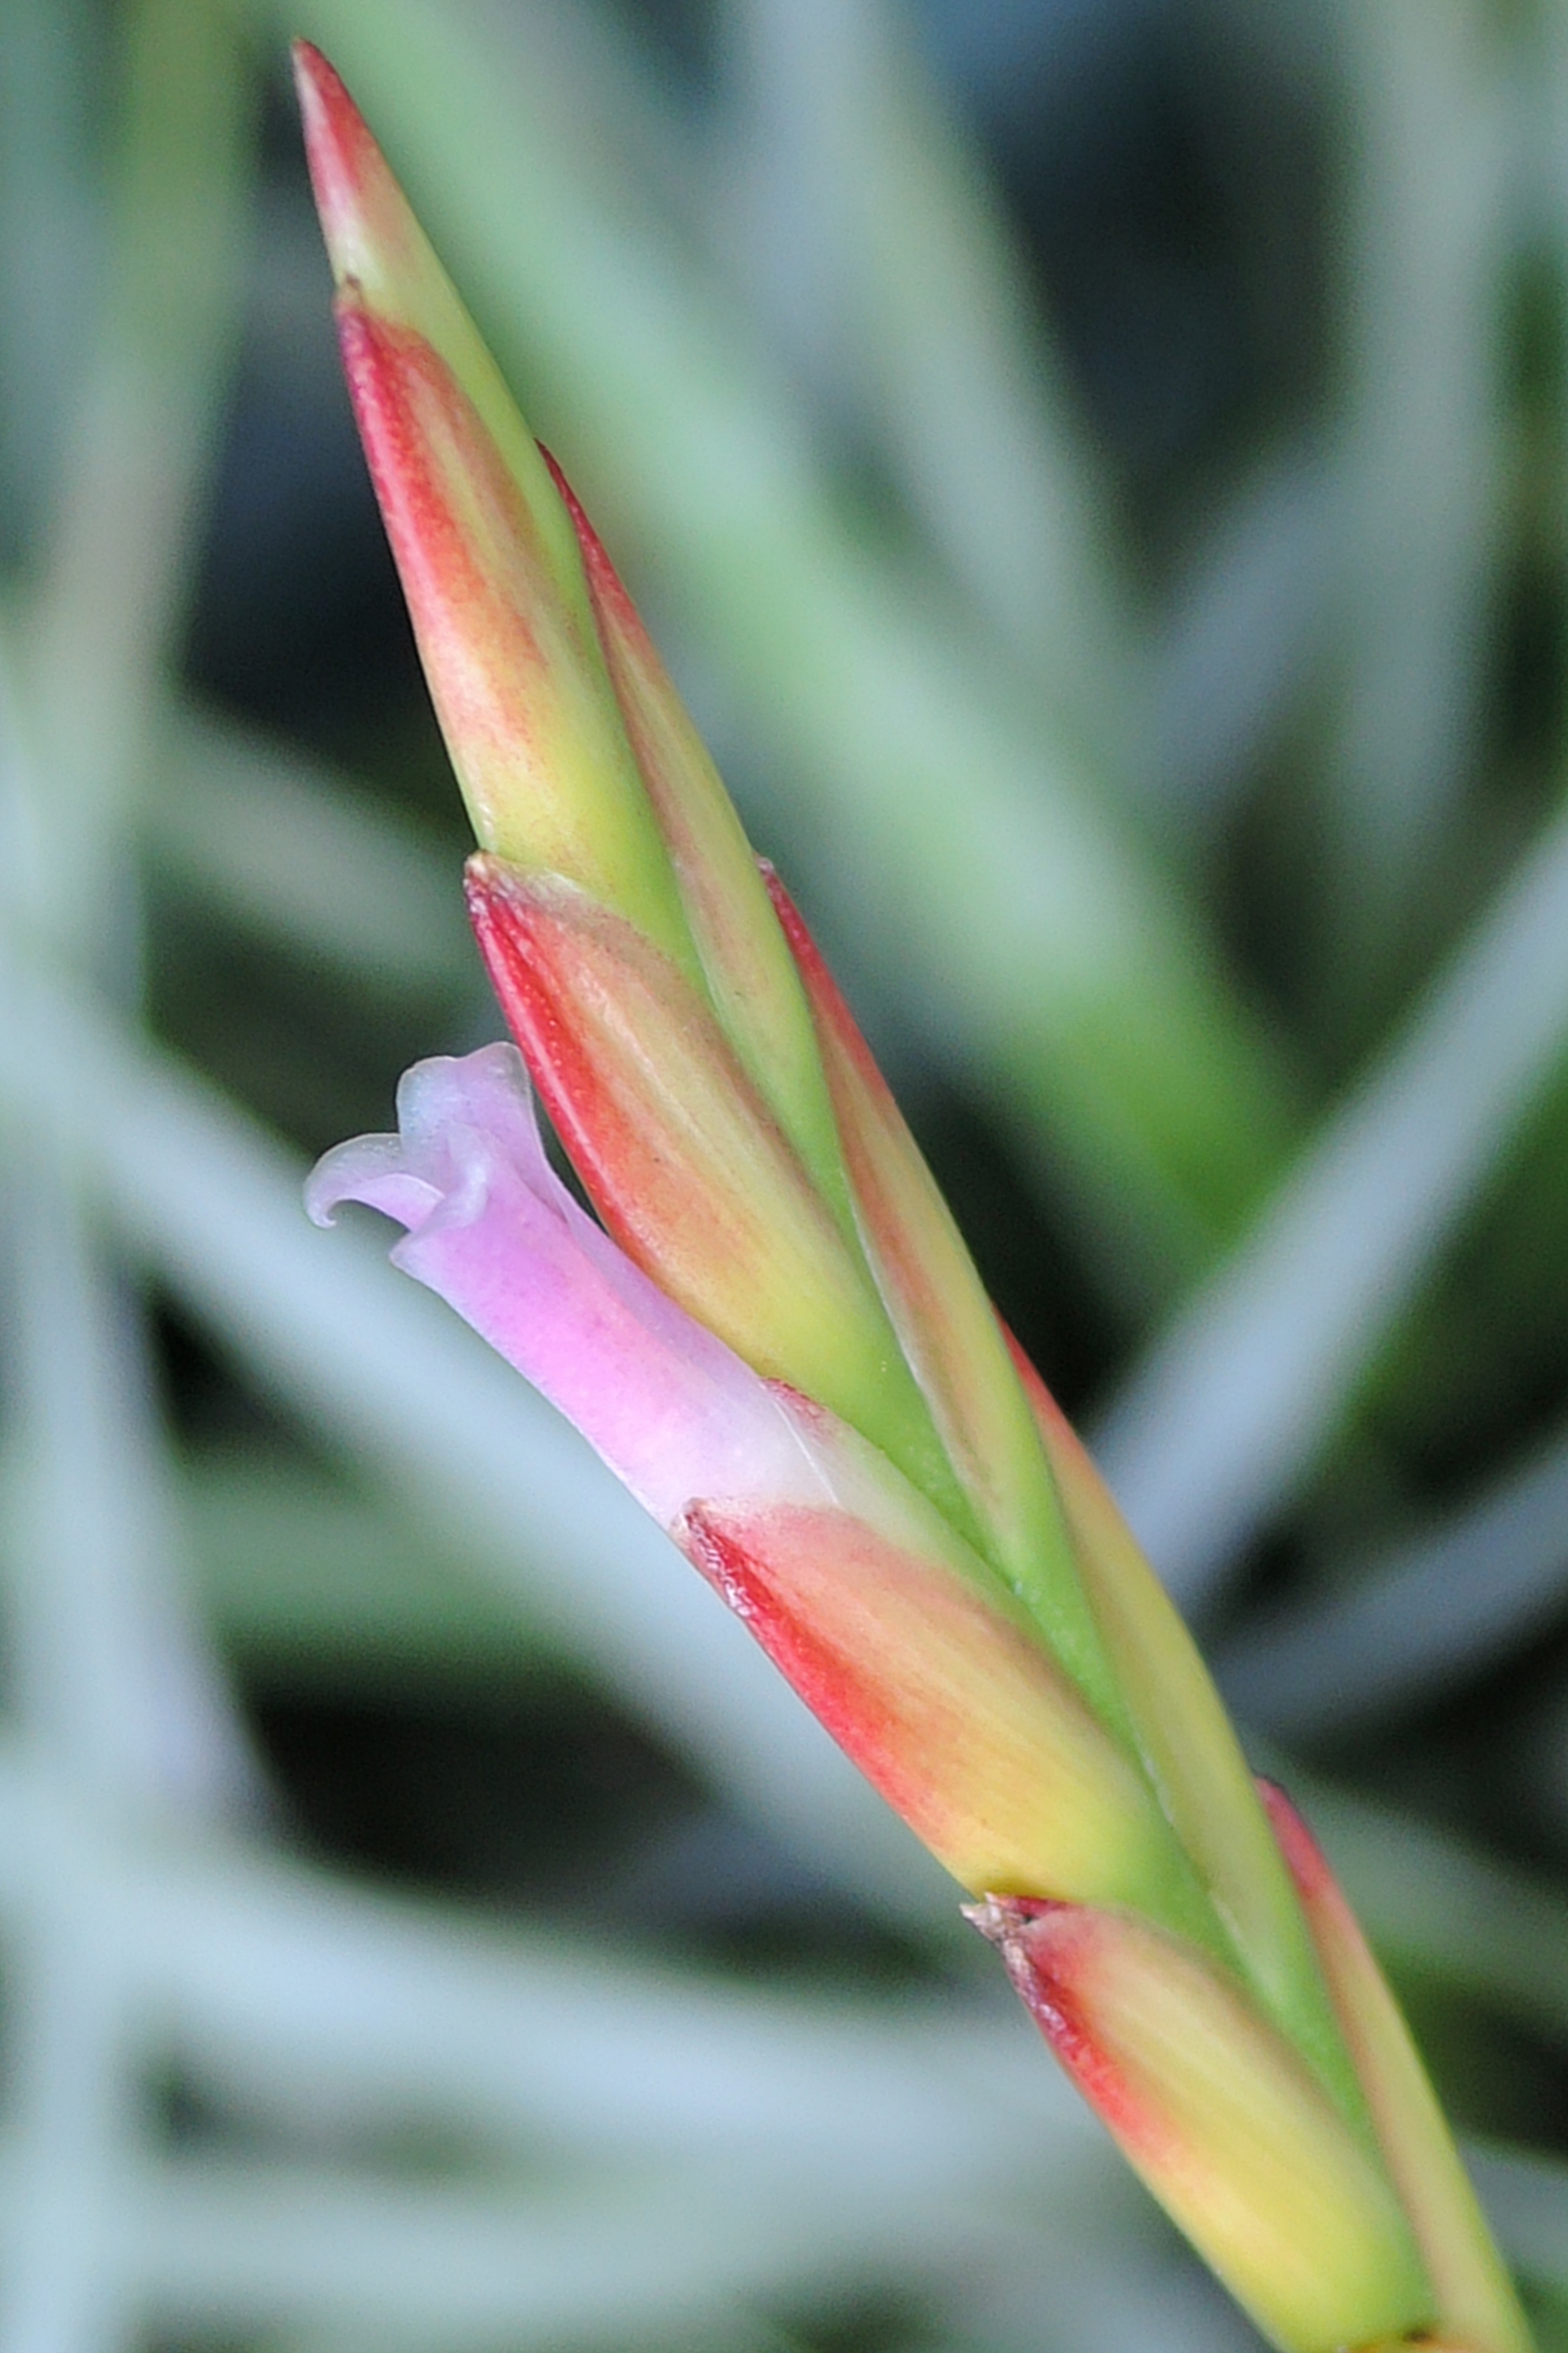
left=2, top=0, right=1568, bottom=2343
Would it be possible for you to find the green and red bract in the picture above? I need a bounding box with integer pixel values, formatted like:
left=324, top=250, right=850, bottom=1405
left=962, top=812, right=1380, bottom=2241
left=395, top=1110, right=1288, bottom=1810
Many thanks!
left=462, top=853, right=965, bottom=1526
left=970, top=1893, right=1431, bottom=2351
left=680, top=1484, right=1194, bottom=1910
left=293, top=41, right=1531, bottom=2353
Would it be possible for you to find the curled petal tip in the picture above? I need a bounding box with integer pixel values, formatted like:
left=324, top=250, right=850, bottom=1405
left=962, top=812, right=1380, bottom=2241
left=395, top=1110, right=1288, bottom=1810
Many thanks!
left=304, top=1132, right=435, bottom=1231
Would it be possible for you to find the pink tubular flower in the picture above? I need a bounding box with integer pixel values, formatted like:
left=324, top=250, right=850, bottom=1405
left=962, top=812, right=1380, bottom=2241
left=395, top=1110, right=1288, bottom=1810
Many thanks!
left=307, top=1042, right=815, bottom=1528
left=294, top=41, right=1531, bottom=2353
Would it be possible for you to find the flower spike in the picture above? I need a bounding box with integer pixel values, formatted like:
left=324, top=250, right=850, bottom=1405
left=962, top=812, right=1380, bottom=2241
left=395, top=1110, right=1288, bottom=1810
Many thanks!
left=296, top=45, right=1529, bottom=2351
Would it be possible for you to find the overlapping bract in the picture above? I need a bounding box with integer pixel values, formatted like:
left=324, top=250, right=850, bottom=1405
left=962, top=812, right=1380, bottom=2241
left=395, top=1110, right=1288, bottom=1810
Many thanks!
left=294, top=43, right=1530, bottom=2353
left=970, top=1894, right=1428, bottom=2351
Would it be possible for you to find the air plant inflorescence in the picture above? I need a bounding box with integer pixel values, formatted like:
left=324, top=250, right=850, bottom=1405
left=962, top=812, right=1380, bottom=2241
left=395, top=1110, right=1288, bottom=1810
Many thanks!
left=293, top=43, right=1529, bottom=2352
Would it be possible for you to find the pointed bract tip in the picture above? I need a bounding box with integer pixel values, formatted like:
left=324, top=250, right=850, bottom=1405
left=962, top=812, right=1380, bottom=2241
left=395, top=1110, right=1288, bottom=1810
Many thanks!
left=534, top=441, right=642, bottom=643
left=291, top=38, right=414, bottom=304
left=537, top=445, right=588, bottom=538
left=1257, top=1777, right=1335, bottom=1900
left=291, top=43, right=364, bottom=255
left=290, top=40, right=363, bottom=170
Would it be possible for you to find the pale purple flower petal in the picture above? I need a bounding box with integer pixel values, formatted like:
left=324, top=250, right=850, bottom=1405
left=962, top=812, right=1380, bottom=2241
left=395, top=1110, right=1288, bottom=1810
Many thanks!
left=306, top=1043, right=823, bottom=1526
